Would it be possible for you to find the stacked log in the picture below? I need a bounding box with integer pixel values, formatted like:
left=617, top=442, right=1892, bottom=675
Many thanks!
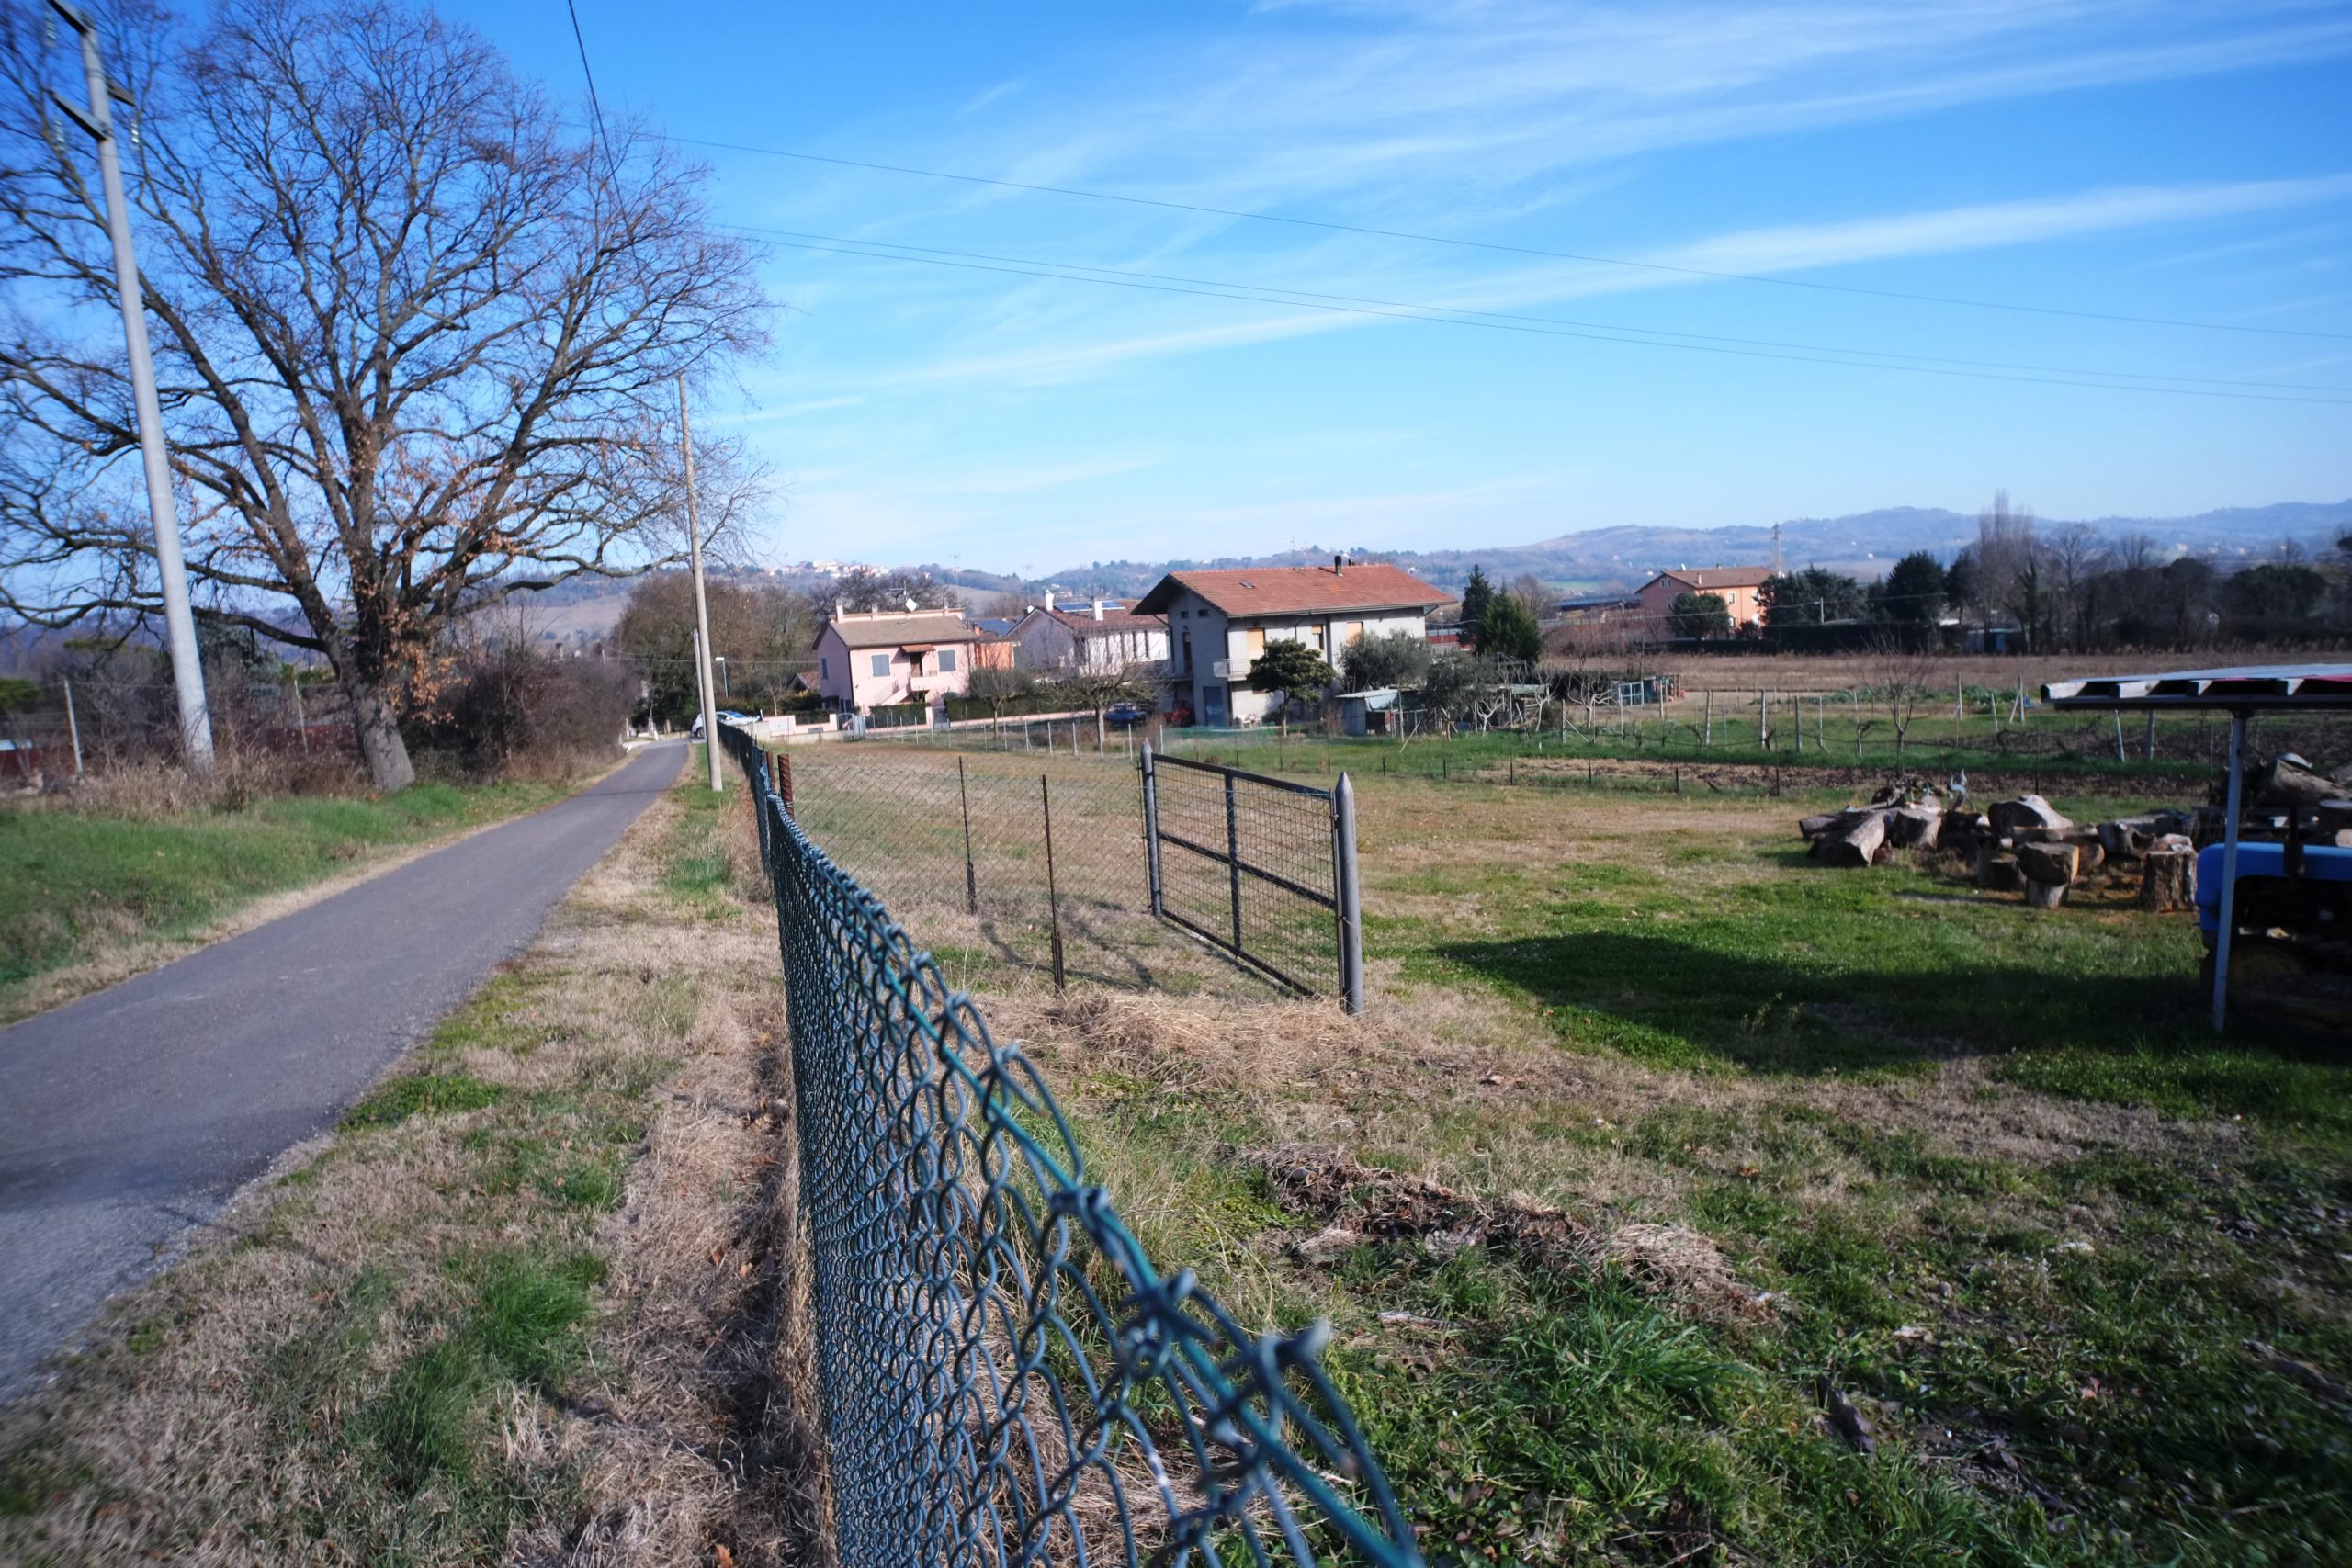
left=1811, top=809, right=1892, bottom=867
left=1989, top=795, right=2071, bottom=839
left=2098, top=811, right=2190, bottom=861
left=2256, top=755, right=2335, bottom=808
left=1885, top=800, right=1944, bottom=849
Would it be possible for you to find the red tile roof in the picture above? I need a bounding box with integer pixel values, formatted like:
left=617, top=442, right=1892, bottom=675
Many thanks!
left=1645, top=567, right=1772, bottom=592
left=1134, top=562, right=1445, bottom=618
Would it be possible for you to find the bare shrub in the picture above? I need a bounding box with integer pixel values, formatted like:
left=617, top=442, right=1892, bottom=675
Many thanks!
left=404, top=647, right=634, bottom=781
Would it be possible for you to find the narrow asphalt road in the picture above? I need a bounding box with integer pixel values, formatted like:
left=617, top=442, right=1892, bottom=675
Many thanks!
left=0, top=740, right=687, bottom=1405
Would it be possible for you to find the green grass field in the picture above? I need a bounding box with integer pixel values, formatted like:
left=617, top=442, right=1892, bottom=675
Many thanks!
left=0, top=778, right=571, bottom=1022
left=984, top=765, right=2352, bottom=1567
left=1154, top=708, right=2257, bottom=788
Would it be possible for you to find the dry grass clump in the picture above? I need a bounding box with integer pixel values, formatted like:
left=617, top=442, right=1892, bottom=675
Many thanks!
left=39, top=745, right=364, bottom=819
left=1242, top=1145, right=1763, bottom=1322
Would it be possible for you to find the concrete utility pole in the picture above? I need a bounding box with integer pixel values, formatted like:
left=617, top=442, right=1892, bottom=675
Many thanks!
left=47, top=0, right=211, bottom=769
left=677, top=376, right=720, bottom=792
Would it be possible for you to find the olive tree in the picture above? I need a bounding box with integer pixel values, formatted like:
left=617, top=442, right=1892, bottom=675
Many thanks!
left=0, top=0, right=768, bottom=787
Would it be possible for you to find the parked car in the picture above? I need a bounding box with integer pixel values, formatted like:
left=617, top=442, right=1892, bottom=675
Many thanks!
left=687, top=710, right=752, bottom=741
left=1105, top=702, right=1148, bottom=727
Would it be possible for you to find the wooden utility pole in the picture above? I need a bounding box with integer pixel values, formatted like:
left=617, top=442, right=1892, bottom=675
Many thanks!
left=678, top=376, right=720, bottom=792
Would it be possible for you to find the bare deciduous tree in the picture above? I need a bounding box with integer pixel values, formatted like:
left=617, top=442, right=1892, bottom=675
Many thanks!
left=0, top=0, right=768, bottom=786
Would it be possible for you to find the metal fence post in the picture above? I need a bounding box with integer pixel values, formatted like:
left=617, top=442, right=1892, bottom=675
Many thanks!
left=1333, top=773, right=1363, bottom=1016
left=1225, top=772, right=1244, bottom=953
left=957, top=754, right=978, bottom=915
left=1141, top=741, right=1165, bottom=918
left=1042, top=774, right=1067, bottom=994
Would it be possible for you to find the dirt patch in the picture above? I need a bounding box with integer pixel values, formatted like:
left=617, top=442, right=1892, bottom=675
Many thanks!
left=1243, top=1145, right=1761, bottom=1319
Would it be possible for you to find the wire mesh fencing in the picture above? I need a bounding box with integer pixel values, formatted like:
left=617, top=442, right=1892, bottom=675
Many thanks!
left=715, top=722, right=1421, bottom=1568
left=770, top=744, right=1173, bottom=994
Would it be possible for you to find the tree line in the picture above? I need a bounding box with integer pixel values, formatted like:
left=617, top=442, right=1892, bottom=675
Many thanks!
left=1668, top=492, right=2348, bottom=650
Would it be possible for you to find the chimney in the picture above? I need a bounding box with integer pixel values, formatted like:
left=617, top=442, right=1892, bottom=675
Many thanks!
left=1333, top=554, right=1345, bottom=574
left=834, top=600, right=845, bottom=620
left=1092, top=598, right=1104, bottom=621
left=1045, top=589, right=1055, bottom=613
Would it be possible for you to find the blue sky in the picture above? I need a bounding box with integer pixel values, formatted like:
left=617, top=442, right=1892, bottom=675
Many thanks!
left=452, top=0, right=2352, bottom=571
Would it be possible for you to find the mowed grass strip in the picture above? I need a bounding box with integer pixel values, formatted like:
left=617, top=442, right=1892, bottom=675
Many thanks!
left=981, top=770, right=2352, bottom=1567
left=0, top=777, right=570, bottom=1022
left=0, top=764, right=797, bottom=1565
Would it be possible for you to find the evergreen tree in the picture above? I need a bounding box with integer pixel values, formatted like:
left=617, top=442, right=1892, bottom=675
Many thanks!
left=1874, top=552, right=1947, bottom=626
left=1458, top=566, right=1495, bottom=651
left=1479, top=592, right=1544, bottom=664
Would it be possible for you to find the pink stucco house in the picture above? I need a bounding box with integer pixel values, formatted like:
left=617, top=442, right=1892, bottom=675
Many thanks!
left=814, top=609, right=979, bottom=714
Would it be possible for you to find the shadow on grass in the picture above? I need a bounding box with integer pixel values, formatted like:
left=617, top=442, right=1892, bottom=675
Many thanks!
left=1435, top=929, right=2222, bottom=1076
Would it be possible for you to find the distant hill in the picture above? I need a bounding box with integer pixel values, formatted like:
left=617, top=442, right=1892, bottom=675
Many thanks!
left=1034, top=500, right=2352, bottom=600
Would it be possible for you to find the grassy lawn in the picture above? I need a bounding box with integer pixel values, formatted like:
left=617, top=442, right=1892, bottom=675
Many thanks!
left=0, top=766, right=821, bottom=1565
left=1156, top=716, right=2245, bottom=789
left=978, top=769, right=2352, bottom=1566
left=0, top=776, right=576, bottom=1023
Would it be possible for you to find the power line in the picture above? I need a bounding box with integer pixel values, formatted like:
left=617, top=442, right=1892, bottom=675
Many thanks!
left=735, top=224, right=2352, bottom=398
left=724, top=223, right=2352, bottom=407
left=565, top=0, right=616, bottom=178
left=676, top=133, right=2352, bottom=344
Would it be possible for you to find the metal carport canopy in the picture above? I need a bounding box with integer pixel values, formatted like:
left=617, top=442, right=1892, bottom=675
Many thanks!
left=2040, top=662, right=2352, bottom=1032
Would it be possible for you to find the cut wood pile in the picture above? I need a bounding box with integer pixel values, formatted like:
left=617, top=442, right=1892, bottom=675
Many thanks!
left=1798, top=751, right=2352, bottom=914
left=2188, top=752, right=2352, bottom=850
left=1798, top=783, right=2194, bottom=912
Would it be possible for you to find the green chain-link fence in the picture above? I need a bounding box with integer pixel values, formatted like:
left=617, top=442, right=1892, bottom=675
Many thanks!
left=715, top=725, right=1419, bottom=1567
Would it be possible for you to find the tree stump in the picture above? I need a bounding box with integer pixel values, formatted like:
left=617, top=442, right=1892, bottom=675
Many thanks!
left=1975, top=842, right=2023, bottom=892
left=2018, top=840, right=2079, bottom=886
left=2024, top=876, right=2069, bottom=908
left=2139, top=847, right=2193, bottom=913
left=1798, top=813, right=1839, bottom=841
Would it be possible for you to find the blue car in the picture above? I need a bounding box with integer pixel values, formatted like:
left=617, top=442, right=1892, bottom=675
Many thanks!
left=1105, top=702, right=1149, bottom=727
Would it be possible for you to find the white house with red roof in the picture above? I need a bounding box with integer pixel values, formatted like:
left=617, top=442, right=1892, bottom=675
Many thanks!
left=1133, top=557, right=1447, bottom=727
left=1008, top=593, right=1170, bottom=674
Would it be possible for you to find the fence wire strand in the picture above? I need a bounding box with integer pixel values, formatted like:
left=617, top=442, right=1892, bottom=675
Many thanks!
left=718, top=725, right=1417, bottom=1567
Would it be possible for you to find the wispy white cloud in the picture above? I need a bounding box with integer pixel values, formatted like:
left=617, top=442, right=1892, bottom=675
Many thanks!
left=777, top=173, right=2352, bottom=397
left=1651, top=175, right=2352, bottom=278
left=960, top=1, right=2352, bottom=220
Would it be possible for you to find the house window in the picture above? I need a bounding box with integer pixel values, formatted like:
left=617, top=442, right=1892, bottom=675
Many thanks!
left=820, top=657, right=830, bottom=680
left=870, top=653, right=889, bottom=677
left=1245, top=627, right=1266, bottom=656
left=938, top=648, right=957, bottom=673
left=1340, top=620, right=1363, bottom=648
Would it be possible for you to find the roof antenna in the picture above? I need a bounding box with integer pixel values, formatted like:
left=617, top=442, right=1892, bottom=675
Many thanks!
left=1772, top=522, right=1783, bottom=577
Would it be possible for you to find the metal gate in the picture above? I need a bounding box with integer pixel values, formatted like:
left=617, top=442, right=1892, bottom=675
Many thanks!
left=1140, top=744, right=1363, bottom=1012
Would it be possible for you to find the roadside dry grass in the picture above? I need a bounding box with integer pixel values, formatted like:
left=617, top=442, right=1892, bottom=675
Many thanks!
left=0, top=761, right=823, bottom=1566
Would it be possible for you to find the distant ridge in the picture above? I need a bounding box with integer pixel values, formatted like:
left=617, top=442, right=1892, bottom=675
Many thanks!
left=1034, top=499, right=2352, bottom=599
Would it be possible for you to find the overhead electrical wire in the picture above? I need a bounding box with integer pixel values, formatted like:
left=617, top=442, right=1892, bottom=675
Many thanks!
left=554, top=28, right=2349, bottom=401
left=721, top=222, right=2352, bottom=407
left=565, top=0, right=617, bottom=177
left=730, top=223, right=2352, bottom=398
left=676, top=133, right=2352, bottom=344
